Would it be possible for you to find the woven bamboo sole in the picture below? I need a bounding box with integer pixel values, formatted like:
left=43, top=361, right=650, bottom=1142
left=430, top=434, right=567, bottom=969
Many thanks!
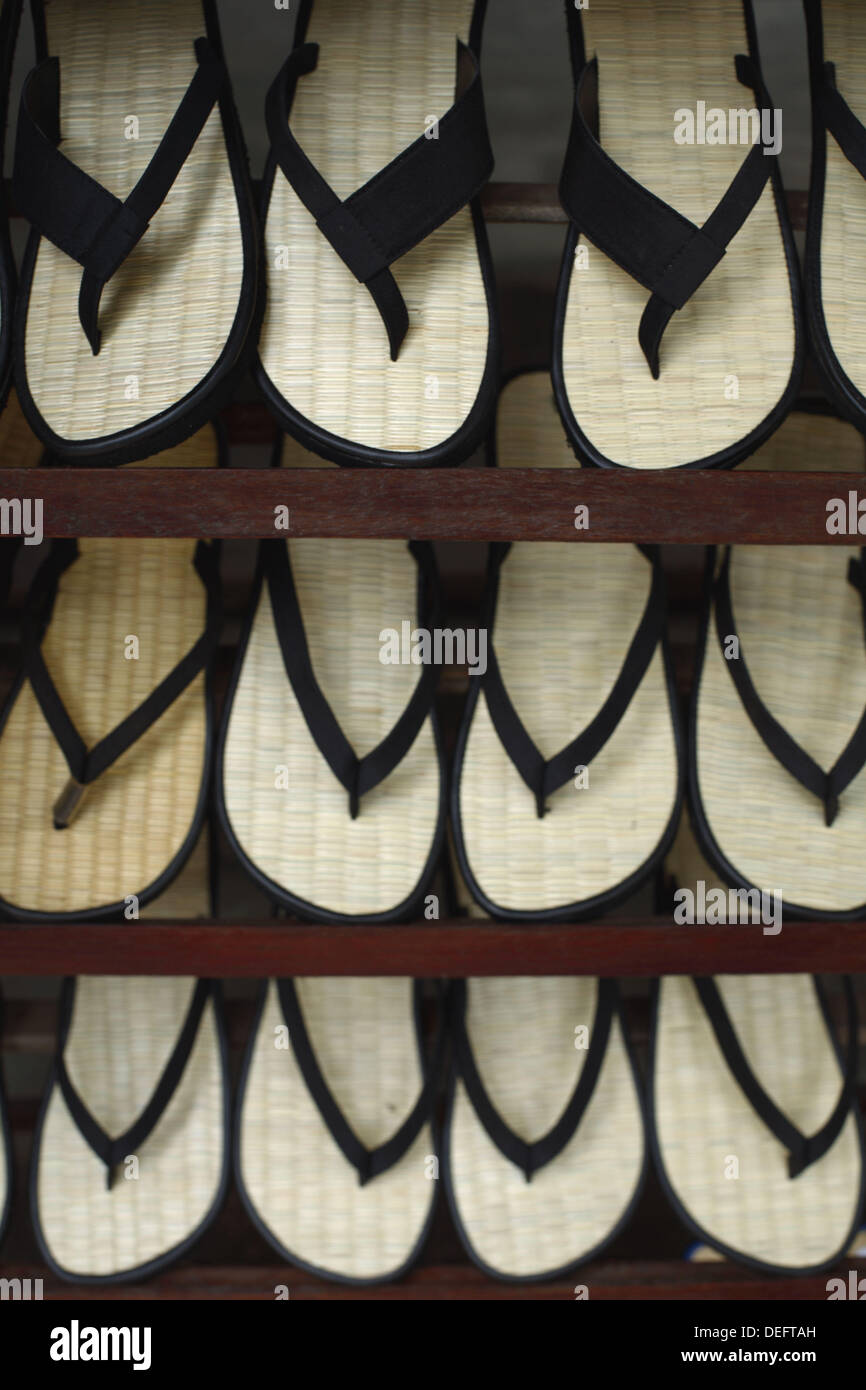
left=22, top=0, right=245, bottom=444
left=557, top=0, right=796, bottom=470
left=657, top=824, right=863, bottom=1271
left=34, top=833, right=227, bottom=1281
left=447, top=975, right=644, bottom=1280
left=456, top=373, right=679, bottom=914
left=238, top=979, right=435, bottom=1282
left=818, top=0, right=866, bottom=399
left=258, top=0, right=489, bottom=457
left=694, top=412, right=866, bottom=914
left=0, top=427, right=215, bottom=916
left=221, top=435, right=441, bottom=919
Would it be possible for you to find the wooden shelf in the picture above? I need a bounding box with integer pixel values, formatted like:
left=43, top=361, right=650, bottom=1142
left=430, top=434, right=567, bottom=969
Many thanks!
left=2, top=917, right=865, bottom=977
left=0, top=1258, right=857, bottom=1300
left=2, top=466, right=863, bottom=543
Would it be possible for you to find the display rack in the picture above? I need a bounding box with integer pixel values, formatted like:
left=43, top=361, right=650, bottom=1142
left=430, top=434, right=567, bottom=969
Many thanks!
left=1, top=183, right=864, bottom=1300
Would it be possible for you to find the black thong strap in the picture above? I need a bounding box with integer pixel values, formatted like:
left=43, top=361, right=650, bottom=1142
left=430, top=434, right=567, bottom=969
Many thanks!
left=277, top=979, right=447, bottom=1186
left=14, top=38, right=227, bottom=354
left=56, top=978, right=215, bottom=1190
left=713, top=546, right=866, bottom=827
left=262, top=538, right=441, bottom=819
left=480, top=543, right=666, bottom=818
left=559, top=52, right=777, bottom=377
left=450, top=978, right=618, bottom=1181
left=265, top=38, right=492, bottom=360
left=21, top=539, right=221, bottom=829
left=693, top=975, right=859, bottom=1180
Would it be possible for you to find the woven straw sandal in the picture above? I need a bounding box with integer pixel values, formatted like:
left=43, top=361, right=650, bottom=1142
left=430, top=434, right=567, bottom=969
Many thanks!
left=0, top=425, right=223, bottom=921
left=235, top=977, right=443, bottom=1284
left=12, top=0, right=260, bottom=466
left=218, top=434, right=445, bottom=922
left=0, top=989, right=11, bottom=1253
left=451, top=372, right=683, bottom=921
left=690, top=410, right=866, bottom=919
left=255, top=0, right=498, bottom=467
left=552, top=0, right=802, bottom=471
left=441, top=861, right=645, bottom=1282
left=30, top=831, right=231, bottom=1285
left=805, top=0, right=866, bottom=429
left=652, top=822, right=865, bottom=1274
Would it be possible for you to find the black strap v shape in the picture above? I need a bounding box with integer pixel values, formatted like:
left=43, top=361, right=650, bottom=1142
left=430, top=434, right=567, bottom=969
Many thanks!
left=56, top=978, right=214, bottom=1190
left=277, top=980, right=446, bottom=1187
left=13, top=38, right=227, bottom=354
left=818, top=61, right=866, bottom=184
left=265, top=38, right=493, bottom=360
left=450, top=979, right=617, bottom=1182
left=559, top=53, right=777, bottom=377
left=481, top=544, right=666, bottom=818
left=263, top=538, right=441, bottom=819
left=22, top=540, right=221, bottom=829
left=714, top=546, right=866, bottom=827
left=693, top=976, right=859, bottom=1180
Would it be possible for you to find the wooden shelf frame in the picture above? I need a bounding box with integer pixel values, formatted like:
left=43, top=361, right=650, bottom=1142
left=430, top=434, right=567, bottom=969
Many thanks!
left=1, top=465, right=863, bottom=543
left=2, top=918, right=865, bottom=978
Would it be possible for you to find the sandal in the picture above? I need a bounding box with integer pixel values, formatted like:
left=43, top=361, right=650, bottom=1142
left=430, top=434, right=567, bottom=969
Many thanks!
left=553, top=0, right=802, bottom=470
left=0, top=425, right=223, bottom=919
left=691, top=409, right=866, bottom=917
left=31, top=831, right=231, bottom=1284
left=218, top=433, right=445, bottom=922
left=235, top=976, right=444, bottom=1284
left=12, top=0, right=260, bottom=465
left=442, top=861, right=646, bottom=1282
left=451, top=372, right=683, bottom=920
left=654, top=823, right=865, bottom=1273
left=256, top=0, right=498, bottom=467
left=805, top=0, right=866, bottom=429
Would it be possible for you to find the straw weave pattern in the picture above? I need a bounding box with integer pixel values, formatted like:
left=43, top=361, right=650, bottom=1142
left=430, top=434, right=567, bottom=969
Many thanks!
left=560, top=0, right=795, bottom=469
left=24, top=0, right=244, bottom=442
left=458, top=373, right=678, bottom=912
left=240, top=979, right=434, bottom=1280
left=259, top=0, right=488, bottom=454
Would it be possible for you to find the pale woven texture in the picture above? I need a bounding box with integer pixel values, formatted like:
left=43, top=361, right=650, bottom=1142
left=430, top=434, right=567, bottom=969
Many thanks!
left=820, top=1, right=866, bottom=396
left=448, top=976, right=644, bottom=1278
left=695, top=412, right=866, bottom=911
left=0, top=392, right=43, bottom=467
left=659, top=822, right=862, bottom=1267
left=222, top=438, right=440, bottom=917
left=259, top=0, right=488, bottom=455
left=36, top=839, right=225, bottom=1280
left=655, top=971, right=861, bottom=1268
left=458, top=373, right=678, bottom=912
left=24, top=0, right=244, bottom=443
left=239, top=979, right=435, bottom=1280
left=559, top=0, right=796, bottom=469
left=0, top=427, right=215, bottom=913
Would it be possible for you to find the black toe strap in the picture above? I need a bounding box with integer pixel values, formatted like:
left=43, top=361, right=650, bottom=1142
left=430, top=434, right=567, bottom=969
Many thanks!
left=560, top=53, right=776, bottom=377
left=265, top=38, right=493, bottom=360
left=713, top=546, right=866, bottom=827
left=22, top=540, right=221, bottom=829
left=56, top=978, right=214, bottom=1190
left=693, top=976, right=859, bottom=1180
left=262, top=538, right=440, bottom=819
left=818, top=61, right=866, bottom=182
left=450, top=979, right=617, bottom=1182
left=481, top=544, right=666, bottom=818
left=277, top=980, right=446, bottom=1186
left=14, top=38, right=227, bottom=354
